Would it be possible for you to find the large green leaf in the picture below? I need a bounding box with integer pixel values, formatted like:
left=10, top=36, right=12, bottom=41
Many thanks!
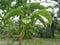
left=33, top=9, right=52, bottom=25
left=3, top=7, right=24, bottom=22
left=21, top=16, right=31, bottom=24
left=35, top=15, right=47, bottom=27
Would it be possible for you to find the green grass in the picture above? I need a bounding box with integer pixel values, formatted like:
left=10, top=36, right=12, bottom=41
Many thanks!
left=0, top=38, right=60, bottom=45
left=22, top=38, right=60, bottom=45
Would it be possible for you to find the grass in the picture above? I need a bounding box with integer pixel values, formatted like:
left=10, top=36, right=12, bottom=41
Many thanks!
left=22, top=38, right=60, bottom=45
left=0, top=38, right=60, bottom=45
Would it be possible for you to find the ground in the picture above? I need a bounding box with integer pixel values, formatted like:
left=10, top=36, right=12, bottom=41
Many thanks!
left=0, top=38, right=60, bottom=45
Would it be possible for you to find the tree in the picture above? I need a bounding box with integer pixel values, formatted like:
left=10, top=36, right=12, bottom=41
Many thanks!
left=3, top=0, right=52, bottom=45
left=54, top=0, right=60, bottom=17
left=53, top=0, right=60, bottom=34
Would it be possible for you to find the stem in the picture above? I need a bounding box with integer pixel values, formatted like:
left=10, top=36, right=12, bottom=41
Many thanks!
left=19, top=16, right=22, bottom=45
left=19, top=37, right=22, bottom=45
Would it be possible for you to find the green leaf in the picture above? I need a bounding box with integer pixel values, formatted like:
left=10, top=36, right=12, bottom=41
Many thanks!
left=3, top=7, right=24, bottom=22
left=35, top=15, right=47, bottom=27
left=33, top=9, right=52, bottom=25
left=21, top=16, right=31, bottom=24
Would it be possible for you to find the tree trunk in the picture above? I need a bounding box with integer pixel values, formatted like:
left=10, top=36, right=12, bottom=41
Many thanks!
left=6, top=32, right=10, bottom=45
left=19, top=16, right=22, bottom=45
left=19, top=37, right=22, bottom=45
left=51, top=22, right=54, bottom=38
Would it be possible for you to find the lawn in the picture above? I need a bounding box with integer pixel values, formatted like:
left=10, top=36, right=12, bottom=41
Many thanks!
left=22, top=38, right=60, bottom=45
left=0, top=38, right=60, bottom=45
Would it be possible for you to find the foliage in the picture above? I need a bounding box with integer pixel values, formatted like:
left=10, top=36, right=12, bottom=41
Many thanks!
left=0, top=0, right=14, bottom=10
left=1, top=0, right=52, bottom=45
